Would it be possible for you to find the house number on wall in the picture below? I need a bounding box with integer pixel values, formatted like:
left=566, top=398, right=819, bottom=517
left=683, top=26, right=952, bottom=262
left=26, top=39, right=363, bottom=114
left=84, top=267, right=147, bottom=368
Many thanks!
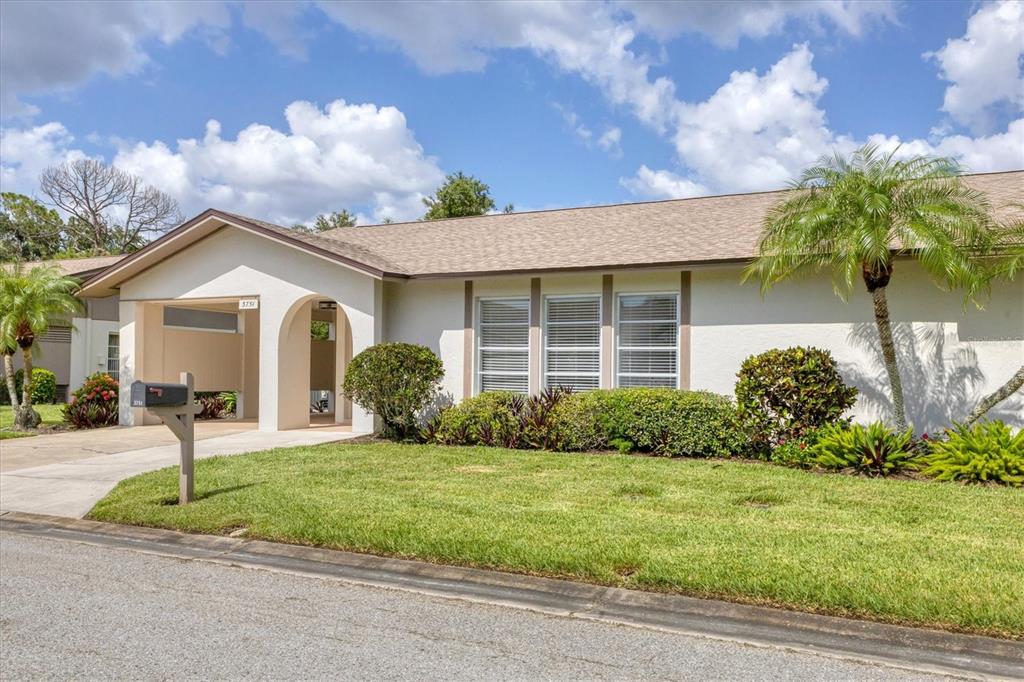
left=239, top=298, right=259, bottom=310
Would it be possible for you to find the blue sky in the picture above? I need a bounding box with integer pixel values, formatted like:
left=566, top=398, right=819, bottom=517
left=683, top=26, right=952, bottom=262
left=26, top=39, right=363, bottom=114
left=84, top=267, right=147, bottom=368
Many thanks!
left=1, top=1, right=1022, bottom=225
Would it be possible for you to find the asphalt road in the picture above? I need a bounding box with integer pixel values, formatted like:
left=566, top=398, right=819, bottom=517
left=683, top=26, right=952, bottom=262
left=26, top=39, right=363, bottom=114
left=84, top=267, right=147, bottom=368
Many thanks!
left=0, top=532, right=950, bottom=681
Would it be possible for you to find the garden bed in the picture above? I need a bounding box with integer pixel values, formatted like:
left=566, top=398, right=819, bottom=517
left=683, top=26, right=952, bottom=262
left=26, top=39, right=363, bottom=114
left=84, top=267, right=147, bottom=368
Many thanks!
left=88, top=442, right=1024, bottom=638
left=0, top=404, right=68, bottom=439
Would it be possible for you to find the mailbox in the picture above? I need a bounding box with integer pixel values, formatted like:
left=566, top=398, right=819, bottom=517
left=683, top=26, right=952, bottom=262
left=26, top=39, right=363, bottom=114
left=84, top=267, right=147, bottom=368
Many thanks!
left=130, top=381, right=189, bottom=408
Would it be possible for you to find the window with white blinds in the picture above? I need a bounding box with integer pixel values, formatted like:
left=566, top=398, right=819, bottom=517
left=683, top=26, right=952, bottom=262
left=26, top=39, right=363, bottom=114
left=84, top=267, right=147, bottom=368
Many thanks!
left=544, top=295, right=601, bottom=391
left=106, top=333, right=120, bottom=381
left=616, top=293, right=678, bottom=388
left=477, top=298, right=529, bottom=393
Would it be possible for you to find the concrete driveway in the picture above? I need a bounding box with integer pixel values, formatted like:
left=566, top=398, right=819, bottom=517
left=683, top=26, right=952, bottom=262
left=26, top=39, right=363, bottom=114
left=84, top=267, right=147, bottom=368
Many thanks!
left=0, top=421, right=360, bottom=518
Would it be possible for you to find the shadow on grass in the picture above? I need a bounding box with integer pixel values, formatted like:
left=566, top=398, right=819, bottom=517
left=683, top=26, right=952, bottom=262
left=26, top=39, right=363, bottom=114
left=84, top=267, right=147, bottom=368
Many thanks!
left=159, top=482, right=262, bottom=505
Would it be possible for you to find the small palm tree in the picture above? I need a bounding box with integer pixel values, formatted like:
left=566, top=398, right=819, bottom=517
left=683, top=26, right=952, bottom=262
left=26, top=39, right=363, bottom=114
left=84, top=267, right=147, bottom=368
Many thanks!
left=0, top=263, right=83, bottom=429
left=744, top=145, right=995, bottom=430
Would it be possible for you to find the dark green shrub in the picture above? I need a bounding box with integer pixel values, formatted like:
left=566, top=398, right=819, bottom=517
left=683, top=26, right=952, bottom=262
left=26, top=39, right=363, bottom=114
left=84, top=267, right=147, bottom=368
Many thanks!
left=585, top=388, right=743, bottom=457
left=735, top=346, right=857, bottom=452
left=920, top=422, right=1023, bottom=486
left=2, top=367, right=58, bottom=404
left=548, top=391, right=605, bottom=452
left=768, top=428, right=822, bottom=468
left=810, top=422, right=917, bottom=476
left=434, top=391, right=523, bottom=447
left=343, top=343, right=444, bottom=439
left=63, top=373, right=119, bottom=429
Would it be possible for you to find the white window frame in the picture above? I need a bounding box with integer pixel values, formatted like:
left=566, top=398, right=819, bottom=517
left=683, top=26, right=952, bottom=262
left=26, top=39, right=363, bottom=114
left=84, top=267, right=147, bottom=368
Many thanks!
left=543, top=294, right=602, bottom=392
left=614, top=291, right=680, bottom=389
left=476, top=296, right=530, bottom=395
left=106, top=332, right=120, bottom=381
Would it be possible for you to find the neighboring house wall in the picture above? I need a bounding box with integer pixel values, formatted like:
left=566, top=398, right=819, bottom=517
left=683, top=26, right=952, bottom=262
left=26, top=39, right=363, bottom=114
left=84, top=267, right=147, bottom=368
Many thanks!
left=384, top=265, right=1022, bottom=432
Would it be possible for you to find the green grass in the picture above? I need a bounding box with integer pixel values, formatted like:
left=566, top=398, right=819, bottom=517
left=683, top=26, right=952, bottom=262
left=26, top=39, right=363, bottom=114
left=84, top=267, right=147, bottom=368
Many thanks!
left=0, top=403, right=66, bottom=438
left=89, top=443, right=1024, bottom=638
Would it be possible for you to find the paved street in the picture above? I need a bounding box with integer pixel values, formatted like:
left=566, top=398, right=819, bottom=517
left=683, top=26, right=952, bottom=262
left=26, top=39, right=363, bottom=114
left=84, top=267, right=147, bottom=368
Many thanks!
left=1, top=532, right=950, bottom=681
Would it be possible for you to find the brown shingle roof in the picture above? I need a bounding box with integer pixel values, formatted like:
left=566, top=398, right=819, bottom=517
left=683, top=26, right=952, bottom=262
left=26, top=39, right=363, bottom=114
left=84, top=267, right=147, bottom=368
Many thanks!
left=14, top=254, right=125, bottom=278
left=312, top=170, right=1023, bottom=278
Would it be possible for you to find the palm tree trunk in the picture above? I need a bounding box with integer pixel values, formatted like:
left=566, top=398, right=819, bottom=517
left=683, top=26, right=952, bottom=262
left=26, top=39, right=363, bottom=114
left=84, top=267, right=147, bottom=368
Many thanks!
left=2, top=352, right=19, bottom=413
left=15, top=347, right=40, bottom=430
left=871, top=286, right=908, bottom=431
left=964, top=365, right=1024, bottom=426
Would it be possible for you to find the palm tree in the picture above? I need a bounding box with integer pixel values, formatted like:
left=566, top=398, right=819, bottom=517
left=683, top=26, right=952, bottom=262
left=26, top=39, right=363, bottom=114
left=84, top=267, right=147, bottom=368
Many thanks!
left=964, top=204, right=1024, bottom=425
left=744, top=145, right=995, bottom=430
left=0, top=263, right=82, bottom=430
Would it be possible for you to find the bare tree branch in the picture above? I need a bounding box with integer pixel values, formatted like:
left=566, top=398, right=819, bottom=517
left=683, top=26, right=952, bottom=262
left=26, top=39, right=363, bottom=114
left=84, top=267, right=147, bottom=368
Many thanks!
left=39, top=159, right=182, bottom=254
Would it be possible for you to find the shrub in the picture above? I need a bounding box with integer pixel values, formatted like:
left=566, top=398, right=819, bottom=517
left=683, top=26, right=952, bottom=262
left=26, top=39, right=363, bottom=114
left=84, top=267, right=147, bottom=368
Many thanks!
left=343, top=342, right=444, bottom=439
left=195, top=392, right=226, bottom=420
left=582, top=388, right=743, bottom=457
left=767, top=428, right=822, bottom=468
left=63, top=373, right=119, bottom=429
left=434, top=391, right=523, bottom=447
left=2, top=367, right=58, bottom=405
left=920, top=422, right=1024, bottom=486
left=810, top=422, right=918, bottom=476
left=219, top=391, right=237, bottom=415
left=735, top=346, right=857, bottom=452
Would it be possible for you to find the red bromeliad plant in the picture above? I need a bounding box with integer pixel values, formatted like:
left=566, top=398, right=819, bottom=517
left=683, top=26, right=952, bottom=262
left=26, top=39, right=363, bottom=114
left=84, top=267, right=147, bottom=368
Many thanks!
left=63, top=373, right=119, bottom=429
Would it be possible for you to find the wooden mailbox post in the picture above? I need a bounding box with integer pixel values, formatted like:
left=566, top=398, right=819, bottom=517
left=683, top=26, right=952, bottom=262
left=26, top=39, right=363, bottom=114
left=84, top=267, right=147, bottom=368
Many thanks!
left=130, top=371, right=199, bottom=504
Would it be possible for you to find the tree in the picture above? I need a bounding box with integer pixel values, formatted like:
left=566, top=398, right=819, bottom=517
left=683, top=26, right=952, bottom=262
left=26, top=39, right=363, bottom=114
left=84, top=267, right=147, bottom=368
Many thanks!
left=0, top=264, right=83, bottom=429
left=293, top=210, right=357, bottom=233
left=744, top=145, right=995, bottom=431
left=39, top=159, right=182, bottom=255
left=964, top=205, right=1024, bottom=425
left=423, top=171, right=496, bottom=220
left=0, top=193, right=66, bottom=262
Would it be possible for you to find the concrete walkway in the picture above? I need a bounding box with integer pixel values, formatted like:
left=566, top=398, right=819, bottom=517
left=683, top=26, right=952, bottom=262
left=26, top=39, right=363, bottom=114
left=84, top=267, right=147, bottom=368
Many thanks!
left=0, top=424, right=360, bottom=518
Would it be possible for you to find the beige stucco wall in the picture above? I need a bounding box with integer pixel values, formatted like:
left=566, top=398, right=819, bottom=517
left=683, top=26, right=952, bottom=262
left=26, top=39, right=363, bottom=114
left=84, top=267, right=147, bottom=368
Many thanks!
left=117, top=224, right=381, bottom=432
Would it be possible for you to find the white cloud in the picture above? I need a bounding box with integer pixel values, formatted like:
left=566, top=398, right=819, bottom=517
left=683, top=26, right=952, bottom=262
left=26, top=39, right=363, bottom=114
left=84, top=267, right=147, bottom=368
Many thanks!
left=1, top=100, right=445, bottom=225
left=619, top=165, right=708, bottom=199
left=925, top=1, right=1024, bottom=134
left=0, top=1, right=231, bottom=118
left=618, top=0, right=897, bottom=47
left=597, top=127, right=623, bottom=157
left=0, top=122, right=90, bottom=196
left=864, top=118, right=1024, bottom=173
left=554, top=104, right=622, bottom=157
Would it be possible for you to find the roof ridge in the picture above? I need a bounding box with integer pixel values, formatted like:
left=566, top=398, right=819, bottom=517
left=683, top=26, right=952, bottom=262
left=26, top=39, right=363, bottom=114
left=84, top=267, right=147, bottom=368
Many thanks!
left=323, top=169, right=1024, bottom=234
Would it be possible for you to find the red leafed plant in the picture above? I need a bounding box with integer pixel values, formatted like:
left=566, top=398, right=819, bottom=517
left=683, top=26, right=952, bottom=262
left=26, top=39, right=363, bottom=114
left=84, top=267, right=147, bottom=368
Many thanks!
left=63, top=372, right=120, bottom=429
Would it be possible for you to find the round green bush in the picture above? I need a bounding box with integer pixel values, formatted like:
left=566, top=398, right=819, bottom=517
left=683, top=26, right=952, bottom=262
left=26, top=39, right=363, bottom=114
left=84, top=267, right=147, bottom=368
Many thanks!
left=920, top=421, right=1023, bottom=486
left=434, top=391, right=523, bottom=447
left=735, top=346, right=858, bottom=453
left=5, top=367, right=58, bottom=404
left=343, top=342, right=444, bottom=439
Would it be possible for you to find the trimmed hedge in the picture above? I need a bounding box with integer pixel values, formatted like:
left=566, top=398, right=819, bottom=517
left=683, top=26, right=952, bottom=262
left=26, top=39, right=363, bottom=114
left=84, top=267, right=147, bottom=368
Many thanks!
left=2, top=367, right=58, bottom=405
left=431, top=387, right=743, bottom=457
left=735, top=346, right=857, bottom=453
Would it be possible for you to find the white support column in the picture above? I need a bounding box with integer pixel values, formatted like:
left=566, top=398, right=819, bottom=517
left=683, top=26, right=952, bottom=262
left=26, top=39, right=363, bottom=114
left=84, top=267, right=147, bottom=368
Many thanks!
left=345, top=279, right=383, bottom=434
left=117, top=301, right=143, bottom=426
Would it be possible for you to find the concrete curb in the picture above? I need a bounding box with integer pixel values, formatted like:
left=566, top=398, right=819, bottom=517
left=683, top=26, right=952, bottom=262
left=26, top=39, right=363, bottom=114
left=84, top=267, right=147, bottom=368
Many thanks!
left=2, top=511, right=1021, bottom=680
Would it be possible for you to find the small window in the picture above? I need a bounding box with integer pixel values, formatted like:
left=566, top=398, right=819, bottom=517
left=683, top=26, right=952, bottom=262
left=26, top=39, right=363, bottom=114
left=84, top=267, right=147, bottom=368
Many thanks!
left=616, top=293, right=678, bottom=388
left=544, top=295, right=601, bottom=391
left=106, top=333, right=120, bottom=381
left=477, top=298, right=529, bottom=394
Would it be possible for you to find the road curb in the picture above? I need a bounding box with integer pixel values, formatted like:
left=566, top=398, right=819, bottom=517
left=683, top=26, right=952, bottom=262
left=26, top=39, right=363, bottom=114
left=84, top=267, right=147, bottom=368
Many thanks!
left=2, top=511, right=1021, bottom=680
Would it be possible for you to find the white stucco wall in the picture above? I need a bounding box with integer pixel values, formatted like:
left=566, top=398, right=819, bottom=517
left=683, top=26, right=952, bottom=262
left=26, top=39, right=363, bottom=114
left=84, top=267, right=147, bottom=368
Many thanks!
left=690, top=262, right=1024, bottom=432
left=68, top=316, right=120, bottom=393
left=116, top=225, right=381, bottom=432
left=384, top=279, right=466, bottom=404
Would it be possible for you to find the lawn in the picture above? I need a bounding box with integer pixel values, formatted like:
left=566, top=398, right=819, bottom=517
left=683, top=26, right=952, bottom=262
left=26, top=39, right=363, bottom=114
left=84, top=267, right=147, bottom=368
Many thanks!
left=0, top=403, right=66, bottom=439
left=89, top=443, right=1024, bottom=638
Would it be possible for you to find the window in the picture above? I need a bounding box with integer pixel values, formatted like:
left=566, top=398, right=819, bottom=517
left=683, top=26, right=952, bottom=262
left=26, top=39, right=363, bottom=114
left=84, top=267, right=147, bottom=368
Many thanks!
left=106, top=333, right=120, bottom=381
left=616, top=293, right=678, bottom=388
left=477, top=298, right=529, bottom=393
left=544, top=295, right=601, bottom=391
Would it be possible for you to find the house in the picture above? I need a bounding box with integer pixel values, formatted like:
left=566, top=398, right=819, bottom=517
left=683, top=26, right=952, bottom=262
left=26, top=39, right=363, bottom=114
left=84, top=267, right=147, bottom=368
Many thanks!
left=9, top=255, right=124, bottom=401
left=77, top=170, right=1024, bottom=433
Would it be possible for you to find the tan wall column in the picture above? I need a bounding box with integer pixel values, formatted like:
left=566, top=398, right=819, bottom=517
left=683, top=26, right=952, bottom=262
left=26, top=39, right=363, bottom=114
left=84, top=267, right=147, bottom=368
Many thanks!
left=601, top=274, right=613, bottom=388
left=680, top=271, right=692, bottom=390
left=463, top=280, right=473, bottom=401
left=241, top=308, right=260, bottom=419
left=529, top=277, right=541, bottom=395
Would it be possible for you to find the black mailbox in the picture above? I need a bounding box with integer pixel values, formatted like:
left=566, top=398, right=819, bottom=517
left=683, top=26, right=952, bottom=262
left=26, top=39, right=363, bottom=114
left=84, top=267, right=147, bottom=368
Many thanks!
left=130, top=381, right=189, bottom=408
